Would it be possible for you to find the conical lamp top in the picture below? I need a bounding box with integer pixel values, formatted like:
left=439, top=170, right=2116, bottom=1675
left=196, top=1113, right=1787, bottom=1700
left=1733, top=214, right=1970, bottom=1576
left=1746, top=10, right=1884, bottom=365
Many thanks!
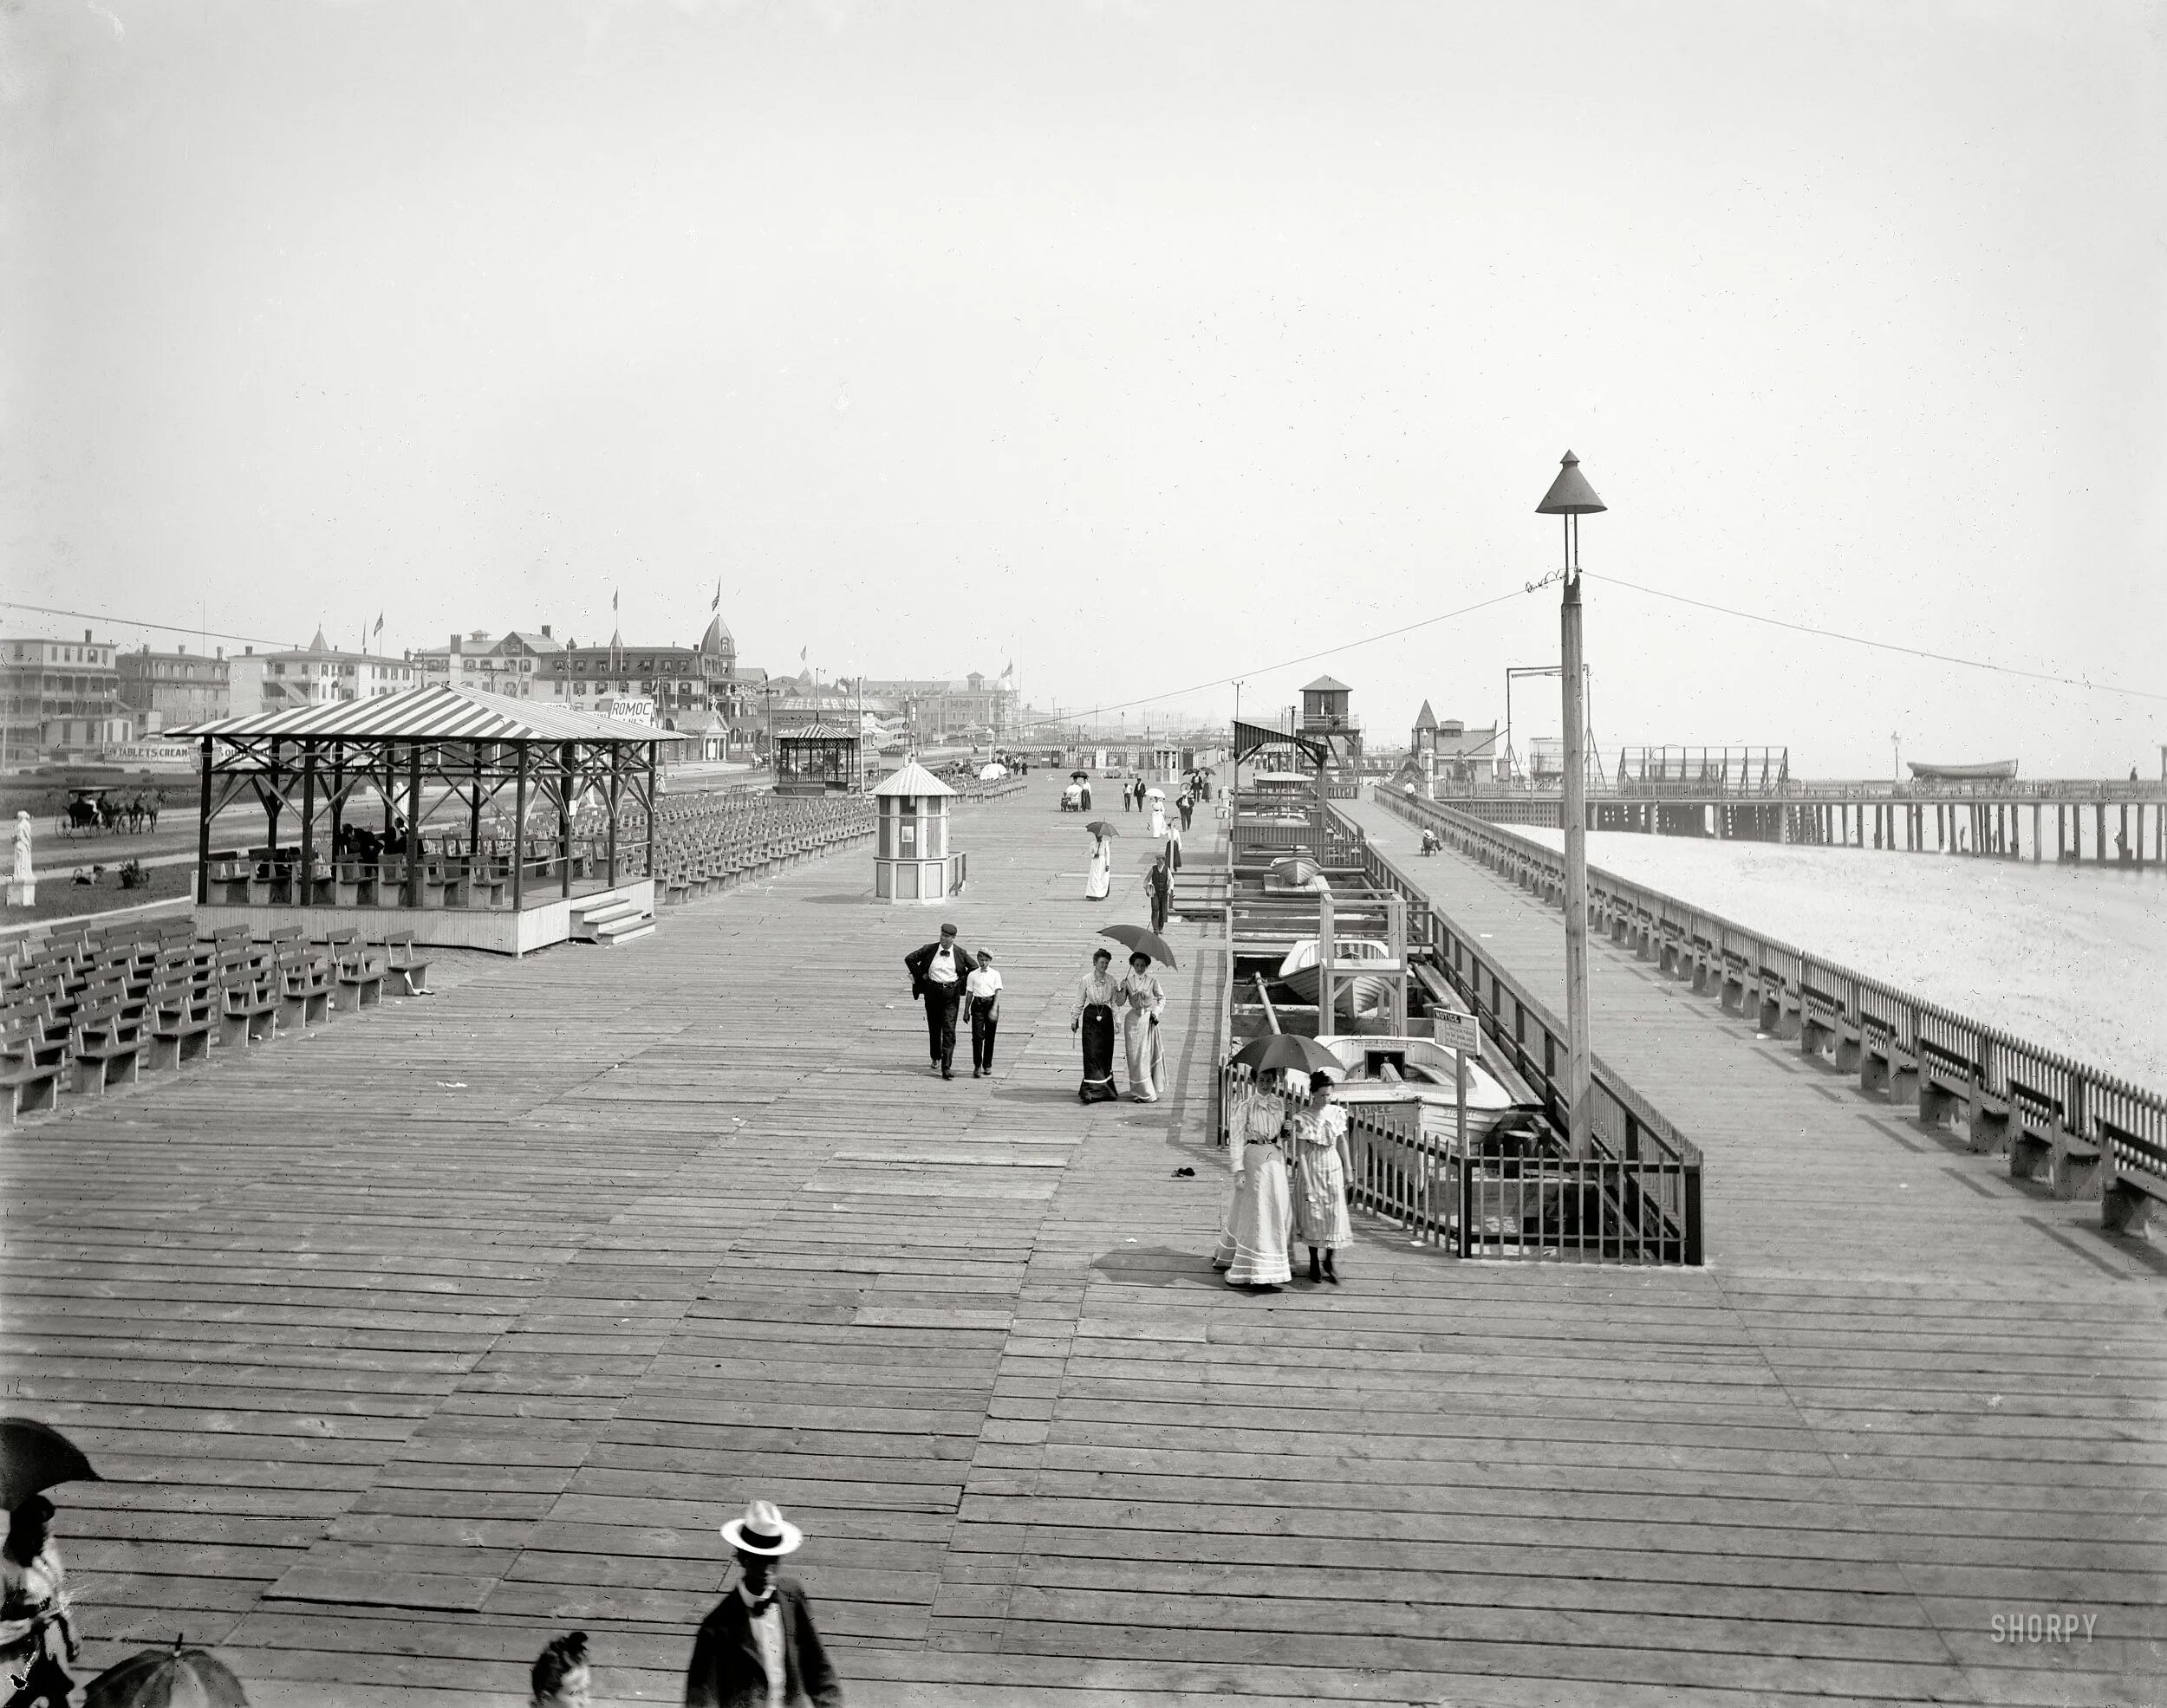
left=1535, top=450, right=1607, bottom=516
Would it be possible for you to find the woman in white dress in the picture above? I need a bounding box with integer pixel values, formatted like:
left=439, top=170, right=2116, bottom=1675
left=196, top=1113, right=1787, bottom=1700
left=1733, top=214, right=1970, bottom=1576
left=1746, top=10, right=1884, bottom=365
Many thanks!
left=1148, top=796, right=1168, bottom=839
left=1213, top=1070, right=1296, bottom=1288
left=1117, top=951, right=1166, bottom=1101
left=1084, top=831, right=1112, bottom=900
left=1289, top=1071, right=1353, bottom=1283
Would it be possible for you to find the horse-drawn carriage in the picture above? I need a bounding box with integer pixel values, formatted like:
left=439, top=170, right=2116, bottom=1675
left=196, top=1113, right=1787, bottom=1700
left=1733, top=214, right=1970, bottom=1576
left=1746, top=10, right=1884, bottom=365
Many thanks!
left=56, top=784, right=164, bottom=839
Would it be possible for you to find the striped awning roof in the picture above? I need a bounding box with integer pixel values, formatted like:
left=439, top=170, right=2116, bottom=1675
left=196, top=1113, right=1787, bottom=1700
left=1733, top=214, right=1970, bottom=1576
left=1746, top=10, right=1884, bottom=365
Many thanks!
left=167, top=684, right=690, bottom=744
left=778, top=722, right=861, bottom=742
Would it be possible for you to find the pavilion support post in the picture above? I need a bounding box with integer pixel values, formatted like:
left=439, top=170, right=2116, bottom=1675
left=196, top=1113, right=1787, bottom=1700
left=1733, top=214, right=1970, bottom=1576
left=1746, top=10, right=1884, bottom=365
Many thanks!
left=468, top=744, right=484, bottom=868
left=511, top=744, right=529, bottom=911
left=646, top=742, right=658, bottom=880
left=196, top=737, right=214, bottom=905
left=606, top=744, right=621, bottom=887
left=264, top=741, right=283, bottom=856
left=297, top=741, right=318, bottom=909
left=560, top=742, right=573, bottom=899
left=329, top=744, right=347, bottom=866
left=405, top=742, right=423, bottom=907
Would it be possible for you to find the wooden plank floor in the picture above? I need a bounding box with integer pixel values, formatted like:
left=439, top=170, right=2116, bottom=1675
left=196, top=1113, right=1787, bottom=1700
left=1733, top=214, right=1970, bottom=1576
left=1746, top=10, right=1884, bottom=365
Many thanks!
left=3, top=781, right=2160, bottom=1706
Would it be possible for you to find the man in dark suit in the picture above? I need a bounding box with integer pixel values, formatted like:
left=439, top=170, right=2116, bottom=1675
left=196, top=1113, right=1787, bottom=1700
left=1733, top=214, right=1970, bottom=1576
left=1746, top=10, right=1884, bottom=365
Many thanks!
left=903, top=922, right=973, bottom=1079
left=682, top=1500, right=842, bottom=1708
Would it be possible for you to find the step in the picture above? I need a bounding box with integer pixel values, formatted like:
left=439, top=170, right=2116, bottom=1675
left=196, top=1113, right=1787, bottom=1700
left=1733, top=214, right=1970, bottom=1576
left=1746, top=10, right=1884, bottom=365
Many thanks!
left=570, top=896, right=646, bottom=941
left=591, top=915, right=655, bottom=945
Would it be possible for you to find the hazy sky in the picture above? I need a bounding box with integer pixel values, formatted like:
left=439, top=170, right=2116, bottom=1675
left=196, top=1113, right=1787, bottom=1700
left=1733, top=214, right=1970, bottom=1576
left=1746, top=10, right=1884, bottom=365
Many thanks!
left=4, top=0, right=2162, bottom=774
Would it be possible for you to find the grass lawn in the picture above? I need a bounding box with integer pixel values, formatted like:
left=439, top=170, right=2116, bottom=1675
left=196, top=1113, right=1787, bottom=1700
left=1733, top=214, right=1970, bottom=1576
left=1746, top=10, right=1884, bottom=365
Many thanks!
left=3, top=861, right=196, bottom=930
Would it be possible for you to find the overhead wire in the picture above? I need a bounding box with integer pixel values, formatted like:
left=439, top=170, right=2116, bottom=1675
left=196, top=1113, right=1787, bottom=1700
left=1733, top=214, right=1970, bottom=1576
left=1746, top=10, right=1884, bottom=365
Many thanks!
left=1583, top=572, right=2167, bottom=705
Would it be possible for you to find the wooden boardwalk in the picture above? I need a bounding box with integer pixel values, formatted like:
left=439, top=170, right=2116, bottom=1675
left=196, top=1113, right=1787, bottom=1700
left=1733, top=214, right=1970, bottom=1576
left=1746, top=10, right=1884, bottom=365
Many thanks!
left=2, top=779, right=2160, bottom=1705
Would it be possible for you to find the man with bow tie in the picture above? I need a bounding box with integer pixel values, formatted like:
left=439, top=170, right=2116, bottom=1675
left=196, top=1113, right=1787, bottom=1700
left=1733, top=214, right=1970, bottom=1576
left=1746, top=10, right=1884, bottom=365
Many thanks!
left=683, top=1499, right=842, bottom=1707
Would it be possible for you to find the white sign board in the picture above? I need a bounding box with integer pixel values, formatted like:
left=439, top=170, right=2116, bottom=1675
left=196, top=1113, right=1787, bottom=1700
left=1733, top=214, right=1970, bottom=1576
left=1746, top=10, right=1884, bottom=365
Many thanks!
left=1431, top=1007, right=1482, bottom=1057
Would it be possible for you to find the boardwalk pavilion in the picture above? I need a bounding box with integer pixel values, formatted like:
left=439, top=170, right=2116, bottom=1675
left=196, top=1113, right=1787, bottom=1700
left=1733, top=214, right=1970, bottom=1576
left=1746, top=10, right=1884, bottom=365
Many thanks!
left=772, top=722, right=862, bottom=796
left=172, top=684, right=686, bottom=954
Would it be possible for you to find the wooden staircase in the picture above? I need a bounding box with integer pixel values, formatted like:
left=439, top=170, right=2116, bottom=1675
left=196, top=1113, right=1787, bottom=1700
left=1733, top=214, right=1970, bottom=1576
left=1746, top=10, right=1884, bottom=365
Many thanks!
left=570, top=893, right=655, bottom=945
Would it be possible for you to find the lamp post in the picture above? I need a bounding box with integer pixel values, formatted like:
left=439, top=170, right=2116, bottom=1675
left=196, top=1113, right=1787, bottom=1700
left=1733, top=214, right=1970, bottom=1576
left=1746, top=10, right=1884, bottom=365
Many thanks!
left=1536, top=450, right=1605, bottom=1159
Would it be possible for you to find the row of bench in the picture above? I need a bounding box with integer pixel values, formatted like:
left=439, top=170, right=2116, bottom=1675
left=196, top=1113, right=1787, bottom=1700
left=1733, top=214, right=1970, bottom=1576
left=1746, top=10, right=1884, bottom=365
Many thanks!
left=1379, top=786, right=2167, bottom=1239
left=2, top=919, right=429, bottom=1127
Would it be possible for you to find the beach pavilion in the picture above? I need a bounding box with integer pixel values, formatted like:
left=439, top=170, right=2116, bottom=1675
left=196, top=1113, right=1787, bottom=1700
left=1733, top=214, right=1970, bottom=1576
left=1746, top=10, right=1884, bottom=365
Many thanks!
left=172, top=684, right=687, bottom=954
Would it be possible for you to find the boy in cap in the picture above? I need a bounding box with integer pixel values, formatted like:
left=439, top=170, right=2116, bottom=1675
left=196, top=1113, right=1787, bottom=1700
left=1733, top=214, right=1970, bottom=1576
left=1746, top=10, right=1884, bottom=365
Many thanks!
left=683, top=1499, right=841, bottom=1707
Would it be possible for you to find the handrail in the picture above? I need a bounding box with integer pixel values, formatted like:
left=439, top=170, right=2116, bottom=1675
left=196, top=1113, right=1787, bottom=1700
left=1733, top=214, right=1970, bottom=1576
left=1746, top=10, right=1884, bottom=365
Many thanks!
left=1373, top=787, right=2167, bottom=1199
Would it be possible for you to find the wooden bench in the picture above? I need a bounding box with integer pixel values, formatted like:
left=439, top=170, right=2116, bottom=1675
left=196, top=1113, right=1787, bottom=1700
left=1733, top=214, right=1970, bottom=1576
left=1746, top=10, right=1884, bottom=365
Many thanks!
left=334, top=949, right=384, bottom=1013
left=146, top=990, right=216, bottom=1071
left=2100, top=1123, right=2167, bottom=1236
left=220, top=971, right=281, bottom=1047
left=374, top=932, right=431, bottom=997
left=1, top=1058, right=62, bottom=1126
left=71, top=1007, right=142, bottom=1095
left=275, top=949, right=334, bottom=1029
left=2004, top=1076, right=2099, bottom=1198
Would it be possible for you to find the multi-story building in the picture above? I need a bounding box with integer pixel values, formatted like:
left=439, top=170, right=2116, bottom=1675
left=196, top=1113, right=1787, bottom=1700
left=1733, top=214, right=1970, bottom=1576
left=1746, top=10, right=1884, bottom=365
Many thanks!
left=415, top=627, right=567, bottom=698
left=226, top=630, right=420, bottom=718
left=540, top=616, right=751, bottom=729
left=1401, top=702, right=1500, bottom=791
left=1, top=631, right=133, bottom=758
left=117, top=645, right=231, bottom=734
left=857, top=671, right=1017, bottom=739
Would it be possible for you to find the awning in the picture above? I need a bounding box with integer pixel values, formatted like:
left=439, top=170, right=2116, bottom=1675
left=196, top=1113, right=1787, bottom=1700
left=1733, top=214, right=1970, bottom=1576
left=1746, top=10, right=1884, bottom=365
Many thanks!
left=169, top=683, right=690, bottom=744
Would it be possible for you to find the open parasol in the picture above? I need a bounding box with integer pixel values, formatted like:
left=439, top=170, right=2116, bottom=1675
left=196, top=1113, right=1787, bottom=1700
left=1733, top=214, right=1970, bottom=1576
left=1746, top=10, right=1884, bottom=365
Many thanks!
left=1084, top=821, right=1119, bottom=838
left=1097, top=923, right=1176, bottom=969
left=0, top=1416, right=101, bottom=1511
left=1228, top=1034, right=1344, bottom=1079
left=86, top=1636, right=250, bottom=1708
left=1070, top=770, right=1090, bottom=781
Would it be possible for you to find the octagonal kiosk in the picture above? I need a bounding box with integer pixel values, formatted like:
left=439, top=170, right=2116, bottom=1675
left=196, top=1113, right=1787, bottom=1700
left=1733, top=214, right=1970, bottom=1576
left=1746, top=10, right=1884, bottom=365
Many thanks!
left=873, top=759, right=962, bottom=904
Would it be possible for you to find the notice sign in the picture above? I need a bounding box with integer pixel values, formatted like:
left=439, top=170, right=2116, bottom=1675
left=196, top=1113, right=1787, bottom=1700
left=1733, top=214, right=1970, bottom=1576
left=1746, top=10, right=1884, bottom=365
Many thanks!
left=1431, top=1007, right=1483, bottom=1057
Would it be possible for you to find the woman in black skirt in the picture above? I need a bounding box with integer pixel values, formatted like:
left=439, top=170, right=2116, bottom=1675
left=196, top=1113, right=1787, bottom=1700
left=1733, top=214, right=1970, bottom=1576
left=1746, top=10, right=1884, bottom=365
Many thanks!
left=1070, top=947, right=1122, bottom=1103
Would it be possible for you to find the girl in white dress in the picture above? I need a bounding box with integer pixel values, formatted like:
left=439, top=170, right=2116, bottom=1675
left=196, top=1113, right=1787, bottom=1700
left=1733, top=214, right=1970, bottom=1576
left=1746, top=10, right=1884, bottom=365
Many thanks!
left=1289, top=1071, right=1353, bottom=1283
left=1212, top=1070, right=1296, bottom=1288
left=1117, top=953, right=1166, bottom=1101
left=1084, top=831, right=1112, bottom=900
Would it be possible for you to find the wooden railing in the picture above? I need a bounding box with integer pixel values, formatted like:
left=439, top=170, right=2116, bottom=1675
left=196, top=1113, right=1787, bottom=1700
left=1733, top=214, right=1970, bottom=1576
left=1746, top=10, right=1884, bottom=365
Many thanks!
left=1373, top=787, right=2167, bottom=1235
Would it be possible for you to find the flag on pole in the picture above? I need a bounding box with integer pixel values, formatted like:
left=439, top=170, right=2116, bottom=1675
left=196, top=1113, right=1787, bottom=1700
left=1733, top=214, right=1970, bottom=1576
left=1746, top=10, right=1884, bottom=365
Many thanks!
left=374, top=613, right=384, bottom=637
left=800, top=646, right=808, bottom=662
left=613, top=590, right=620, bottom=612
left=712, top=582, right=721, bottom=613
left=1002, top=659, right=1014, bottom=679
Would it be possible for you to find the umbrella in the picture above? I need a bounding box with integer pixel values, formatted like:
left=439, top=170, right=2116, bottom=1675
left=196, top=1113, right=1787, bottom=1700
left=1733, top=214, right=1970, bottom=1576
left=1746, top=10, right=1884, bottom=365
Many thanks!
left=1070, top=770, right=1090, bottom=781
left=1145, top=787, right=1165, bottom=800
left=0, top=1417, right=100, bottom=1511
left=977, top=763, right=1005, bottom=780
left=87, top=1637, right=249, bottom=1708
left=1228, top=1034, right=1344, bottom=1079
left=1097, top=924, right=1177, bottom=969
left=1084, top=821, right=1119, bottom=838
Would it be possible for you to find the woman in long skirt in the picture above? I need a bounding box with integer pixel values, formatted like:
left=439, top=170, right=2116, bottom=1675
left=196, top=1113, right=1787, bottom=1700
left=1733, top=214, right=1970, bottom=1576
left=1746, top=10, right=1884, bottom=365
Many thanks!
left=1071, top=948, right=1121, bottom=1102
left=1213, top=1071, right=1295, bottom=1288
left=1289, top=1071, right=1353, bottom=1283
left=1084, top=831, right=1112, bottom=900
left=1117, top=951, right=1166, bottom=1102
left=1148, top=796, right=1168, bottom=839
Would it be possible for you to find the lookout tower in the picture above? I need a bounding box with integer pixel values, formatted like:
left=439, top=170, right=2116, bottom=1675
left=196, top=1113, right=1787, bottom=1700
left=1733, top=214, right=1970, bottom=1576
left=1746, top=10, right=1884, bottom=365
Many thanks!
left=1299, top=675, right=1362, bottom=771
left=872, top=759, right=962, bottom=904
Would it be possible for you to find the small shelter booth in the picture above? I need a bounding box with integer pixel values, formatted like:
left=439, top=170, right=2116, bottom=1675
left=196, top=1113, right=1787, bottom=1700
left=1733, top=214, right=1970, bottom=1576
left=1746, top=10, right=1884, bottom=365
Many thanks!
left=172, top=685, right=687, bottom=955
left=872, top=759, right=961, bottom=904
left=773, top=723, right=860, bottom=796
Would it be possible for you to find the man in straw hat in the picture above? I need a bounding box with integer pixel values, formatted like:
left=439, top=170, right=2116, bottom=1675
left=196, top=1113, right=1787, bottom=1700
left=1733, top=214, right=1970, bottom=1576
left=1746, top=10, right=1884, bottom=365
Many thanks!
left=683, top=1498, right=842, bottom=1707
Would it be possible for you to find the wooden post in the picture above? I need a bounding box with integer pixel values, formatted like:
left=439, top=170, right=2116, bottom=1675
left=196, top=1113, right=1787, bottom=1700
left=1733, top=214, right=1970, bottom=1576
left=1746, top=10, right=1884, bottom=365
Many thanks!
left=2096, top=802, right=2106, bottom=864
left=606, top=744, right=620, bottom=887
left=511, top=744, right=529, bottom=911
left=645, top=742, right=658, bottom=881
left=1318, top=886, right=1337, bottom=1032
left=467, top=743, right=484, bottom=871
left=559, top=742, right=573, bottom=899
left=405, top=741, right=423, bottom=906
left=196, top=737, right=213, bottom=905
left=298, top=739, right=317, bottom=909
left=2032, top=802, right=2040, bottom=863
